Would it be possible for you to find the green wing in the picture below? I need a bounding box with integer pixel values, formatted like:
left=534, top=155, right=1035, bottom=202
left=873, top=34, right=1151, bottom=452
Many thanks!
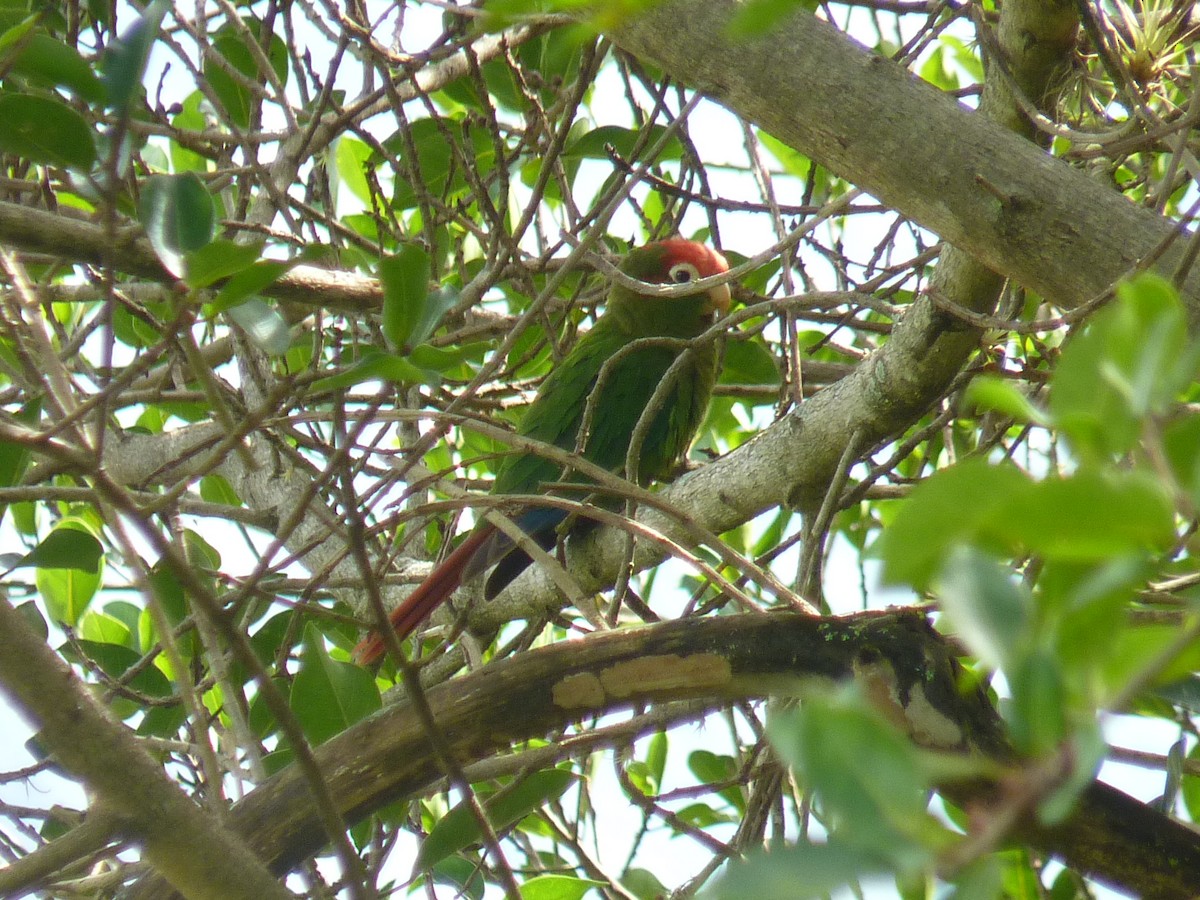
left=492, top=318, right=717, bottom=499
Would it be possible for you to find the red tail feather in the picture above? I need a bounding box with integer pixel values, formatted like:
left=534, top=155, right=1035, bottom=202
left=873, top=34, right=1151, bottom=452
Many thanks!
left=352, top=525, right=496, bottom=665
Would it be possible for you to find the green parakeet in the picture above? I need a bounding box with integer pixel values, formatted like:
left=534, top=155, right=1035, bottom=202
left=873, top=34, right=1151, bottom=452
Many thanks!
left=355, top=239, right=731, bottom=663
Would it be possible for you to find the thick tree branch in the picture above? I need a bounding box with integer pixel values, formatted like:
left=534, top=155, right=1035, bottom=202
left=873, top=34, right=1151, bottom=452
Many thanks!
left=0, top=597, right=294, bottom=900
left=604, top=1, right=1200, bottom=318
left=123, top=611, right=1200, bottom=899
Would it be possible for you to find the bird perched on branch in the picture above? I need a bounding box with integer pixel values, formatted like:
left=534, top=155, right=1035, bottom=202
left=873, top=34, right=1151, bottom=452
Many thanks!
left=354, top=238, right=731, bottom=664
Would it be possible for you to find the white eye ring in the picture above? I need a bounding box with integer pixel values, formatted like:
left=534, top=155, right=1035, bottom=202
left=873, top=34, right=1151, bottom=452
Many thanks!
left=668, top=262, right=701, bottom=284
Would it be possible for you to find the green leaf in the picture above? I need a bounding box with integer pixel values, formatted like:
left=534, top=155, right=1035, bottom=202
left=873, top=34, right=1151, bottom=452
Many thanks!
left=139, top=173, right=215, bottom=277
left=335, top=134, right=373, bottom=204
left=875, top=459, right=1031, bottom=590
left=79, top=610, right=132, bottom=646
left=210, top=255, right=310, bottom=311
left=415, top=768, right=575, bottom=871
left=4, top=33, right=104, bottom=101
left=1163, top=410, right=1200, bottom=511
left=728, top=0, right=819, bottom=39
left=962, top=375, right=1047, bottom=426
left=0, top=400, right=38, bottom=526
left=290, top=622, right=381, bottom=746
left=768, top=696, right=941, bottom=865
left=1050, top=273, right=1194, bottom=461
left=72, top=639, right=173, bottom=698
left=622, top=868, right=668, bottom=900
left=313, top=348, right=436, bottom=393
left=687, top=749, right=744, bottom=812
left=990, top=469, right=1174, bottom=561
left=101, top=0, right=168, bottom=112
left=937, top=547, right=1028, bottom=672
left=646, top=730, right=667, bottom=790
left=1006, top=648, right=1067, bottom=756
left=199, top=474, right=242, bottom=507
left=18, top=526, right=103, bottom=574
left=519, top=874, right=603, bottom=900
left=711, top=841, right=887, bottom=900
left=0, top=92, right=96, bottom=169
left=564, top=123, right=684, bottom=162
left=388, top=117, right=462, bottom=209
left=227, top=299, right=291, bottom=356
left=721, top=339, right=780, bottom=386
left=182, top=239, right=264, bottom=289
left=379, top=244, right=432, bottom=350
left=757, top=129, right=811, bottom=180
left=408, top=338, right=486, bottom=373
left=0, top=12, right=38, bottom=57
left=204, top=21, right=289, bottom=128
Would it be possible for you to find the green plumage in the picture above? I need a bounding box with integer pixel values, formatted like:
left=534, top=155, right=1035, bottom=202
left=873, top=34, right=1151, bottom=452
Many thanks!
left=493, top=244, right=723, bottom=498
left=351, top=240, right=730, bottom=662
left=469, top=241, right=727, bottom=598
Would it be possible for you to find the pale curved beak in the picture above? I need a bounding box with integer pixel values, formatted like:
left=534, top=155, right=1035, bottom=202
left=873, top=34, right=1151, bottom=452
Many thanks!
left=707, top=282, right=732, bottom=315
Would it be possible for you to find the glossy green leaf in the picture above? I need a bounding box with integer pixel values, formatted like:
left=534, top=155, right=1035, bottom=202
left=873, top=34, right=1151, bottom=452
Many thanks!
left=210, top=255, right=309, bottom=311
left=757, top=129, right=812, bottom=180
left=290, top=623, right=380, bottom=746
left=990, top=469, right=1174, bottom=561
left=962, top=375, right=1047, bottom=426
left=204, top=22, right=289, bottom=128
left=312, top=348, right=435, bottom=392
left=876, top=459, right=1030, bottom=590
left=183, top=528, right=222, bottom=572
left=101, top=0, right=168, bottom=112
left=1006, top=648, right=1067, bottom=756
left=388, top=117, right=461, bottom=209
left=227, top=298, right=291, bottom=355
left=380, top=244, right=432, bottom=350
left=519, top=875, right=602, bottom=900
left=79, top=610, right=132, bottom=646
left=183, top=239, right=264, bottom=289
left=622, top=868, right=668, bottom=900
left=564, top=123, right=684, bottom=162
left=646, top=730, right=668, bottom=791
left=728, top=0, right=819, bottom=38
left=0, top=11, right=38, bottom=56
left=199, top=474, right=242, bottom=506
left=139, top=173, right=215, bottom=277
left=335, top=134, right=373, bottom=204
left=721, top=339, right=780, bottom=386
left=1050, top=273, right=1195, bottom=461
left=16, top=600, right=48, bottom=642
left=687, top=749, right=745, bottom=812
left=712, top=840, right=888, bottom=899
left=408, top=338, right=487, bottom=373
left=0, top=92, right=96, bottom=169
left=18, top=526, right=103, bottom=573
left=937, top=547, right=1028, bottom=672
left=768, top=696, right=941, bottom=864
left=4, top=33, right=104, bottom=101
left=73, top=640, right=173, bottom=698
left=0, top=400, right=37, bottom=526
left=415, top=768, right=575, bottom=871
left=429, top=856, right=486, bottom=900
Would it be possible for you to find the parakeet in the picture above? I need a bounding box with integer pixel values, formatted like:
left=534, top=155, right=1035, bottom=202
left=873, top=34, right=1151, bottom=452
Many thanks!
left=354, top=239, right=731, bottom=664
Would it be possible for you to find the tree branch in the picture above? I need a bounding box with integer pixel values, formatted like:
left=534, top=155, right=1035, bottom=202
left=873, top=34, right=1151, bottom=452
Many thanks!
left=0, top=596, right=294, bottom=900
left=604, top=1, right=1200, bottom=317
left=123, top=611, right=1200, bottom=899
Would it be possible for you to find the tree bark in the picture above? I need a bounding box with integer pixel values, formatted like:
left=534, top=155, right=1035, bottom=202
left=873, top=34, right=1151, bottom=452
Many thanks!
left=121, top=611, right=1200, bottom=900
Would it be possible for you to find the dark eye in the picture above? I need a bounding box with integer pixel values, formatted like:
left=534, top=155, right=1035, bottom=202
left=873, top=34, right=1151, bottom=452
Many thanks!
left=668, top=262, right=700, bottom=284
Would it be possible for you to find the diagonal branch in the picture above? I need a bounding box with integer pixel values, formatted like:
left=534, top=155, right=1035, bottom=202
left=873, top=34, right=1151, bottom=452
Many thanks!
left=123, top=611, right=1200, bottom=899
